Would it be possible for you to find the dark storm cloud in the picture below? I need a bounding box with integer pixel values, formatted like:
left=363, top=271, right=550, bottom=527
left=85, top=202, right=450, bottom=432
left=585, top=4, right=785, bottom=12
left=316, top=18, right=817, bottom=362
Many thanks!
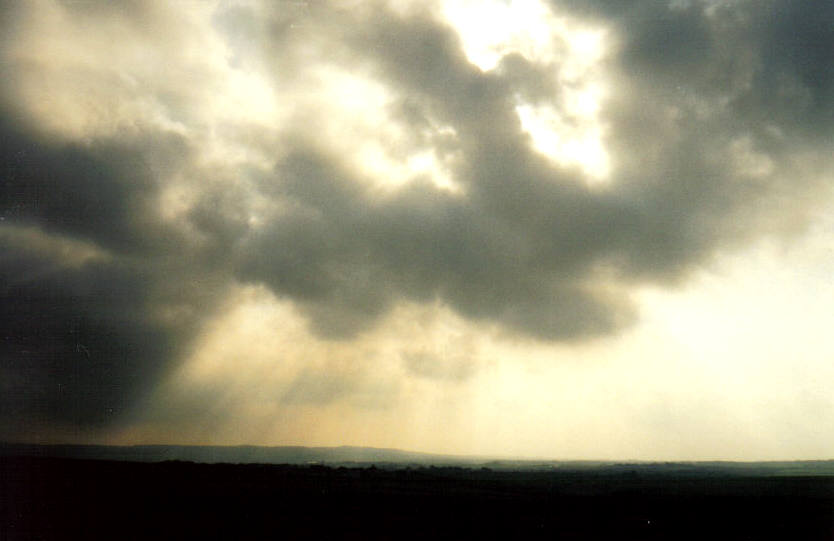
left=237, top=0, right=831, bottom=340
left=238, top=145, right=636, bottom=340
left=557, top=0, right=834, bottom=140
left=554, top=0, right=834, bottom=269
left=2, top=0, right=832, bottom=434
left=0, top=114, right=188, bottom=253
left=229, top=6, right=639, bottom=339
left=0, top=246, right=172, bottom=427
left=0, top=110, right=221, bottom=434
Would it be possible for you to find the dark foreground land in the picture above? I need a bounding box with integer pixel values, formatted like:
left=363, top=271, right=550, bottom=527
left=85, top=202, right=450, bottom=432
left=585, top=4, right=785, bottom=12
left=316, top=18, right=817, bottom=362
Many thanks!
left=2, top=456, right=833, bottom=540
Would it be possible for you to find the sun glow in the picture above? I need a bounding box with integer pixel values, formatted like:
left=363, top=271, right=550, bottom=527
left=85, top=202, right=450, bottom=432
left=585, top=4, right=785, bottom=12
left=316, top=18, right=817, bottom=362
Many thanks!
left=295, top=66, right=463, bottom=194
left=442, top=0, right=559, bottom=70
left=515, top=100, right=610, bottom=180
left=442, top=0, right=612, bottom=183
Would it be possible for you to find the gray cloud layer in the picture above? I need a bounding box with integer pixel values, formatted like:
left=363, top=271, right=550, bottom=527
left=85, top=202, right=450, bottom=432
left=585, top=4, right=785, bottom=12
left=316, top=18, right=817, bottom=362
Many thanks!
left=0, top=114, right=223, bottom=430
left=1, top=0, right=832, bottom=435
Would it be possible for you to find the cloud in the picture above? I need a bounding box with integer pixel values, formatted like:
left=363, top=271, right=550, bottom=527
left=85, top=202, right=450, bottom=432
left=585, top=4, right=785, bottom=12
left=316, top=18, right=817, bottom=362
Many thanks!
left=234, top=0, right=831, bottom=338
left=0, top=103, right=219, bottom=433
left=1, top=0, right=832, bottom=436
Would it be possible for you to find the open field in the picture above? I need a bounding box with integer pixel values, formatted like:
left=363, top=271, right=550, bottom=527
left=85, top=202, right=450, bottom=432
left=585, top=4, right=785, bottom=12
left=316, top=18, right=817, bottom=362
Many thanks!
left=3, top=455, right=832, bottom=540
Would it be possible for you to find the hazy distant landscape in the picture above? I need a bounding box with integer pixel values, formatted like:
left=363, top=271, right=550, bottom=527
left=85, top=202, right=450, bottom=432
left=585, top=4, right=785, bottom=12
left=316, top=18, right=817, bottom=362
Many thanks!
left=3, top=444, right=833, bottom=540
left=3, top=442, right=834, bottom=475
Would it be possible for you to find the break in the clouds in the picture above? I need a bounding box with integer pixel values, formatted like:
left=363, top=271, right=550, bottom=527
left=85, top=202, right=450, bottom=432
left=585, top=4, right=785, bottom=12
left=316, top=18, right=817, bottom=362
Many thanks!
left=1, top=0, right=832, bottom=452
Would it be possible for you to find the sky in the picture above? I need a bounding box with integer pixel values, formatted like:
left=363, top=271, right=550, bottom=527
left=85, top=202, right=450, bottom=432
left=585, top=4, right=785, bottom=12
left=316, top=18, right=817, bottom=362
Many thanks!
left=1, top=0, right=833, bottom=461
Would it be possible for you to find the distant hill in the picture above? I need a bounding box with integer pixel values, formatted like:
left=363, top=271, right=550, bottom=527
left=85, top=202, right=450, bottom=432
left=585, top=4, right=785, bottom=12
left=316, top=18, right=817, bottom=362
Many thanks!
left=2, top=442, right=833, bottom=475
left=0, top=442, right=467, bottom=467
